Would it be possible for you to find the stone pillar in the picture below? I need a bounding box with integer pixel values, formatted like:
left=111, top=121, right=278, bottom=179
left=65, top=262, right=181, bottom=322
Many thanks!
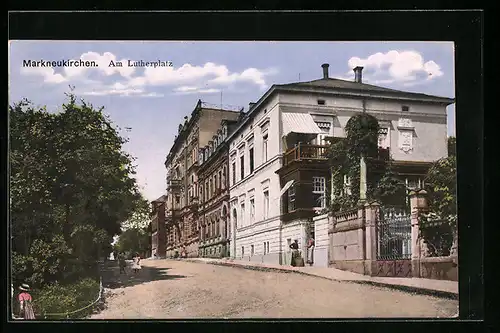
left=409, top=190, right=428, bottom=278
left=359, top=155, right=367, bottom=202
left=364, top=201, right=380, bottom=275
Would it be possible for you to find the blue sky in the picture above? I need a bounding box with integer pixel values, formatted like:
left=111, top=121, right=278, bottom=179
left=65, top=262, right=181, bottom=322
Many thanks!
left=9, top=41, right=455, bottom=202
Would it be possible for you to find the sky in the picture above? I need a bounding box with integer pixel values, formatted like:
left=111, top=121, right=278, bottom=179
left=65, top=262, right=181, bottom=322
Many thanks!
left=9, top=41, right=456, bottom=202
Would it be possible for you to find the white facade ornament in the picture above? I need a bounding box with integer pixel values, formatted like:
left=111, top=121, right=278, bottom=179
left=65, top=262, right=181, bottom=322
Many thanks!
left=399, top=130, right=413, bottom=153
left=398, top=118, right=413, bottom=128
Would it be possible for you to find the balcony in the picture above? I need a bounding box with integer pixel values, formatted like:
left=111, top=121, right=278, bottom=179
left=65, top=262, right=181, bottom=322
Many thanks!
left=168, top=179, right=183, bottom=190
left=283, top=143, right=328, bottom=166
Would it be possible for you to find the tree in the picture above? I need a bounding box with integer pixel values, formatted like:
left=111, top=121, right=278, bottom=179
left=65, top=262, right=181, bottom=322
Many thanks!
left=327, top=113, right=406, bottom=212
left=421, top=154, right=457, bottom=256
left=115, top=228, right=150, bottom=258
left=447, top=136, right=456, bottom=157
left=10, top=92, right=146, bottom=287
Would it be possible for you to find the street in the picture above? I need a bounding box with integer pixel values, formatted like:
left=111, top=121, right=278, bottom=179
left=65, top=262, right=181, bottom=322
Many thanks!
left=91, top=259, right=458, bottom=319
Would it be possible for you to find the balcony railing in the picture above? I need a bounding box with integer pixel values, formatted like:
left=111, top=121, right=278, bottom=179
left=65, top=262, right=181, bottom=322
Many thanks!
left=283, top=143, right=328, bottom=166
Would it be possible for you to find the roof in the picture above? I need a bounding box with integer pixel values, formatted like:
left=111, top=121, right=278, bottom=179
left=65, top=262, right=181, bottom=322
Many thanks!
left=226, top=75, right=454, bottom=143
left=276, top=78, right=455, bottom=104
left=282, top=112, right=323, bottom=136
left=152, top=195, right=167, bottom=203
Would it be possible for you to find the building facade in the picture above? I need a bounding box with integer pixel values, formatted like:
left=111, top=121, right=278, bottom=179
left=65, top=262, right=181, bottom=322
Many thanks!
left=198, top=118, right=241, bottom=258
left=164, top=100, right=242, bottom=258
left=150, top=195, right=167, bottom=258
left=228, top=64, right=454, bottom=266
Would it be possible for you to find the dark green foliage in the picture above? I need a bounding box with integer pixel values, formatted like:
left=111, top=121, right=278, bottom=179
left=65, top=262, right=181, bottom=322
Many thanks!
left=31, top=278, right=100, bottom=319
left=447, top=136, right=456, bottom=157
left=327, top=113, right=405, bottom=212
left=420, top=153, right=457, bottom=256
left=115, top=227, right=150, bottom=258
left=10, top=92, right=146, bottom=292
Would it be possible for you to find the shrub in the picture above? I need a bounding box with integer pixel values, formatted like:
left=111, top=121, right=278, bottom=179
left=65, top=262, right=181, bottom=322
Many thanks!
left=31, top=278, right=100, bottom=319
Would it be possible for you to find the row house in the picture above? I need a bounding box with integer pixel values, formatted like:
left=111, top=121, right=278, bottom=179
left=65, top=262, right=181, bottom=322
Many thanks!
left=150, top=195, right=167, bottom=258
left=163, top=100, right=241, bottom=258
left=197, top=118, right=241, bottom=258
left=227, top=64, right=454, bottom=266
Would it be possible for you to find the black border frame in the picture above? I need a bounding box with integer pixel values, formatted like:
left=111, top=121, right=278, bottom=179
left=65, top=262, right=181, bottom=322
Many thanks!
left=4, top=9, right=485, bottom=333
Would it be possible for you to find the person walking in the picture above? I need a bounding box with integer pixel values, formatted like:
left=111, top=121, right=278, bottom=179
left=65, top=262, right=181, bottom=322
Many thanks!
left=132, top=253, right=142, bottom=274
left=307, top=234, right=315, bottom=266
left=118, top=253, right=127, bottom=274
left=18, top=284, right=35, bottom=319
left=289, top=240, right=299, bottom=267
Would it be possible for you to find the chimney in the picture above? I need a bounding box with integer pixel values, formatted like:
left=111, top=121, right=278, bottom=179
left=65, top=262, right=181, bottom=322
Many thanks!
left=321, top=63, right=330, bottom=79
left=353, top=66, right=364, bottom=83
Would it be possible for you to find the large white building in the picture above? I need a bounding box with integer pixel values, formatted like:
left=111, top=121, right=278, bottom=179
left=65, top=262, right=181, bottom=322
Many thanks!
left=227, top=64, right=454, bottom=266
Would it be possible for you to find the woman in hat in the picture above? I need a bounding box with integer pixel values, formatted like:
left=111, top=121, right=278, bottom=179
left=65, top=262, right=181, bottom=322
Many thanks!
left=18, top=283, right=35, bottom=319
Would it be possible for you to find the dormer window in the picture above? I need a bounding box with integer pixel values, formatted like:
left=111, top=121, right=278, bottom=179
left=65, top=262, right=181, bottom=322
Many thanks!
left=317, top=99, right=326, bottom=105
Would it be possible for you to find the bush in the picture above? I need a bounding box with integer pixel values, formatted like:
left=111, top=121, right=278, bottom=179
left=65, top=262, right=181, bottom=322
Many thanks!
left=31, top=278, right=100, bottom=319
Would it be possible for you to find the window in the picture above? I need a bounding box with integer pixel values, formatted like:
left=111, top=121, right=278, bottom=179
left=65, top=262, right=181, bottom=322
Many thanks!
left=209, top=180, right=212, bottom=198
left=214, top=175, right=218, bottom=192
left=250, top=198, right=255, bottom=223
left=175, top=196, right=180, bottom=204
left=402, top=105, right=410, bottom=112
left=262, top=134, right=268, bottom=162
left=241, top=246, right=245, bottom=257
left=205, top=182, right=208, bottom=201
left=251, top=245, right=254, bottom=256
left=240, top=155, right=245, bottom=179
left=317, top=99, right=326, bottom=105
left=288, top=185, right=296, bottom=212
left=263, top=190, right=269, bottom=219
left=218, top=170, right=222, bottom=189
left=263, top=242, right=267, bottom=254
left=267, top=242, right=270, bottom=254
left=316, top=121, right=331, bottom=146
left=343, top=175, right=352, bottom=196
left=249, top=147, right=255, bottom=173
left=240, top=203, right=245, bottom=226
left=232, top=162, right=236, bottom=185
left=378, top=127, right=389, bottom=149
left=312, top=177, right=326, bottom=209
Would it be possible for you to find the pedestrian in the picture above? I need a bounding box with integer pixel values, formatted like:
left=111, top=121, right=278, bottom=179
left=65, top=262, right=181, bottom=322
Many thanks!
left=132, top=253, right=142, bottom=274
left=307, top=234, right=315, bottom=266
left=289, top=240, right=299, bottom=267
left=119, top=253, right=127, bottom=274
left=18, top=283, right=36, bottom=320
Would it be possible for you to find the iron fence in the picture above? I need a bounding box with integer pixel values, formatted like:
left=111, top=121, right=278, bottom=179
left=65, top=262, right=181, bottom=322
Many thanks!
left=377, top=207, right=412, bottom=260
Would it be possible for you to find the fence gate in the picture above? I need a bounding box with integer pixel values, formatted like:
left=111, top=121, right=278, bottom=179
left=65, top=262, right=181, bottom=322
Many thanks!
left=375, top=206, right=412, bottom=277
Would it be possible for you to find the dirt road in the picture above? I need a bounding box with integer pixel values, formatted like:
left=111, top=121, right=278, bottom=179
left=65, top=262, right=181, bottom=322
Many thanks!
left=91, top=259, right=458, bottom=319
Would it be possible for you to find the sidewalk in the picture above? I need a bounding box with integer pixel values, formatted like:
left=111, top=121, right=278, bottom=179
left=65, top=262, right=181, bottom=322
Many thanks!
left=184, top=257, right=458, bottom=299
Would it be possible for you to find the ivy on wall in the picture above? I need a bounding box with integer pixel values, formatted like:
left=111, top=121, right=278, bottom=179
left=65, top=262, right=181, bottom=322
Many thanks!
left=327, top=113, right=407, bottom=213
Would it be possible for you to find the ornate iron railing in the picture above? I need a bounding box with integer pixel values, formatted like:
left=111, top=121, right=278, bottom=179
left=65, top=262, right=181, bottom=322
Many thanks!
left=376, top=206, right=412, bottom=260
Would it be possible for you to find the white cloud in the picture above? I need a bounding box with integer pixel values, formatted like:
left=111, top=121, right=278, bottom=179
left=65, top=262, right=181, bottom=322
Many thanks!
left=20, top=52, right=277, bottom=97
left=64, top=51, right=135, bottom=78
left=21, top=66, right=67, bottom=84
left=173, top=86, right=220, bottom=95
left=346, top=50, right=444, bottom=85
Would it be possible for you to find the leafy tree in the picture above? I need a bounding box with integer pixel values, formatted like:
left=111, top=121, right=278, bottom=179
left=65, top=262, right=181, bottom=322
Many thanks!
left=10, top=91, right=146, bottom=287
left=447, top=136, right=456, bottom=157
left=327, top=113, right=406, bottom=212
left=421, top=154, right=457, bottom=256
left=115, top=227, right=150, bottom=258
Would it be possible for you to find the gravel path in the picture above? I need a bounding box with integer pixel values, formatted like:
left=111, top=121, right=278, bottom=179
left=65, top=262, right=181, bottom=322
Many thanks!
left=91, top=259, right=458, bottom=319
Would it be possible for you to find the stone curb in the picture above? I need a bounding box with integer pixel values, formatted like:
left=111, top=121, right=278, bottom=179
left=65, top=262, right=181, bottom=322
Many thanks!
left=184, top=259, right=458, bottom=300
